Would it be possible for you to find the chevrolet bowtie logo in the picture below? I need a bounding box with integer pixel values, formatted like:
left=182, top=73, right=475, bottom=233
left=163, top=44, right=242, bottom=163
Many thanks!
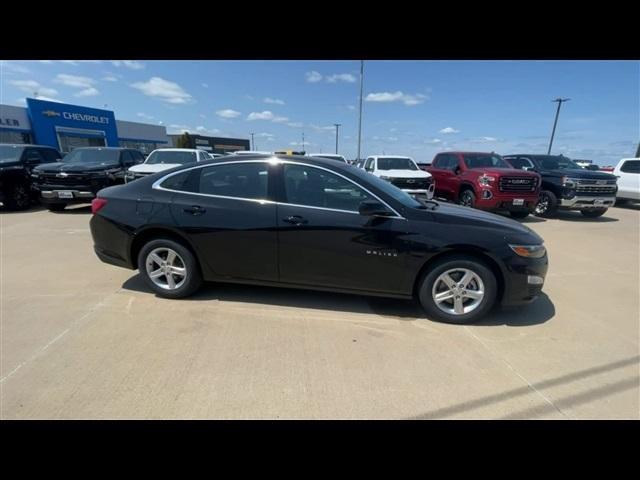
left=42, top=110, right=61, bottom=117
left=56, top=172, right=69, bottom=178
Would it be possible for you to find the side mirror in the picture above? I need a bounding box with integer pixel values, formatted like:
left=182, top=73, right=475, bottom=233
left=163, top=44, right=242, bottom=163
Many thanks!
left=453, top=166, right=461, bottom=175
left=359, top=200, right=391, bottom=217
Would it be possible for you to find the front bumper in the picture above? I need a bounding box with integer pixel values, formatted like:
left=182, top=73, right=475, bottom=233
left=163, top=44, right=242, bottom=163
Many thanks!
left=475, top=191, right=539, bottom=212
left=500, top=253, right=549, bottom=306
left=559, top=195, right=616, bottom=209
left=40, top=190, right=95, bottom=204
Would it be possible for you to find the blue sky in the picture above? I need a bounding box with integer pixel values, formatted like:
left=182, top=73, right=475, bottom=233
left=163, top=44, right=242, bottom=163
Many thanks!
left=1, top=60, right=638, bottom=164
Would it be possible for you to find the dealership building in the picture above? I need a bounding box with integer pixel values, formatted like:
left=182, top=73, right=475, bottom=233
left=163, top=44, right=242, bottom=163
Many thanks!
left=0, top=98, right=249, bottom=155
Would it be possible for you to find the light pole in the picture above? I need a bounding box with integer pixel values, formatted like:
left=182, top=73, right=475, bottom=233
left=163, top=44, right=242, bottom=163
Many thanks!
left=357, top=60, right=364, bottom=161
left=250, top=132, right=255, bottom=150
left=547, top=98, right=570, bottom=155
left=334, top=123, right=341, bottom=154
left=302, top=130, right=305, bottom=151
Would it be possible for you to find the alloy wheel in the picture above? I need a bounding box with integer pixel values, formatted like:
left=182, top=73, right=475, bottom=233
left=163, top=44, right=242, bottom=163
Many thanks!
left=145, top=247, right=187, bottom=290
left=535, top=194, right=550, bottom=215
left=431, top=268, right=485, bottom=315
left=460, top=191, right=474, bottom=207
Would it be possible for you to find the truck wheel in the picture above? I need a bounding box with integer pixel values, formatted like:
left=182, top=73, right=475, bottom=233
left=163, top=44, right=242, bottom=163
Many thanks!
left=47, top=204, right=66, bottom=212
left=417, top=255, right=497, bottom=324
left=581, top=208, right=607, bottom=218
left=509, top=210, right=530, bottom=219
left=138, top=238, right=203, bottom=299
left=3, top=184, right=31, bottom=210
left=459, top=189, right=476, bottom=208
left=534, top=190, right=558, bottom=217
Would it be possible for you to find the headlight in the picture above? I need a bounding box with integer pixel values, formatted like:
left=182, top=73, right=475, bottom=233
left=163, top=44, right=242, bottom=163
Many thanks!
left=561, top=176, right=576, bottom=187
left=478, top=175, right=496, bottom=186
left=508, top=244, right=547, bottom=258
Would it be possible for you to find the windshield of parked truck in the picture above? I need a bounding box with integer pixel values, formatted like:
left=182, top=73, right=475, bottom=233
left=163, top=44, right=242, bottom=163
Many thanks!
left=535, top=155, right=581, bottom=170
left=377, top=157, right=418, bottom=171
left=349, top=167, right=422, bottom=209
left=463, top=154, right=511, bottom=169
left=146, top=150, right=197, bottom=165
left=0, top=145, right=24, bottom=163
left=63, top=149, right=121, bottom=164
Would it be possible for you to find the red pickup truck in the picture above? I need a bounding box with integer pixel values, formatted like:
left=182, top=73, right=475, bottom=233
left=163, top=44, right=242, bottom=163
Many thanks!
left=426, top=151, right=541, bottom=218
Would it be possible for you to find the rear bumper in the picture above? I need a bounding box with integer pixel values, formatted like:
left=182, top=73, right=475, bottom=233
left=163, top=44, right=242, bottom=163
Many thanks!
left=559, top=195, right=616, bottom=209
left=90, top=214, right=136, bottom=269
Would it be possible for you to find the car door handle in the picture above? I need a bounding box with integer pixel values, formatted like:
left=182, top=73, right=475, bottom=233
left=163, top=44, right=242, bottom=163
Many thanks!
left=183, top=205, right=206, bottom=215
left=283, top=215, right=308, bottom=225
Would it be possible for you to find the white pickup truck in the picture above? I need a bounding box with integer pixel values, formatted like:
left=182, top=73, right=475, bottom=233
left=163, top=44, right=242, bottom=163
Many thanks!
left=125, top=148, right=211, bottom=182
left=360, top=155, right=435, bottom=199
left=613, top=158, right=640, bottom=203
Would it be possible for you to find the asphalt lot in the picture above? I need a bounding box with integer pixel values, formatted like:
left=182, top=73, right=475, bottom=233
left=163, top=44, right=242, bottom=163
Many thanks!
left=1, top=203, right=638, bottom=419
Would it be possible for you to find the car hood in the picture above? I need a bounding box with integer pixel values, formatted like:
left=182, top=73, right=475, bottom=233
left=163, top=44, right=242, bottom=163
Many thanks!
left=541, top=168, right=617, bottom=180
left=424, top=201, right=543, bottom=243
left=34, top=161, right=120, bottom=173
left=374, top=169, right=432, bottom=178
left=128, top=163, right=180, bottom=174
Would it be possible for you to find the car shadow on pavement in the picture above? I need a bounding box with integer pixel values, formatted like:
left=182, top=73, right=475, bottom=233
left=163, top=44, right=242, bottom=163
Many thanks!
left=613, top=202, right=640, bottom=211
left=0, top=204, right=47, bottom=214
left=122, top=274, right=554, bottom=324
left=551, top=211, right=619, bottom=222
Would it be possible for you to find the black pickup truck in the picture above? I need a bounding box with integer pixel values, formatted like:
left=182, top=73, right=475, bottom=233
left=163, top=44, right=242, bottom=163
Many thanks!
left=0, top=144, right=62, bottom=210
left=31, top=147, right=144, bottom=211
left=503, top=154, right=618, bottom=218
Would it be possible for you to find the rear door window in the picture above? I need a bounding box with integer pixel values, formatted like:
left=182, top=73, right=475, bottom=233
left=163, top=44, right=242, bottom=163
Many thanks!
left=197, top=162, right=269, bottom=200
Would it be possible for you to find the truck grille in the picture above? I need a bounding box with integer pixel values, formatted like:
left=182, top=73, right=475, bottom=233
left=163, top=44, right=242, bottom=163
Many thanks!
left=498, top=176, right=538, bottom=192
left=573, top=178, right=617, bottom=194
left=390, top=177, right=432, bottom=190
left=38, top=173, right=90, bottom=187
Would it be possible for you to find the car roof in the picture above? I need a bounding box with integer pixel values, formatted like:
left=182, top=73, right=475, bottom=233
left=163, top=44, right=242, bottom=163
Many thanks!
left=151, top=148, right=206, bottom=152
left=367, top=155, right=414, bottom=160
left=70, top=147, right=131, bottom=151
left=196, top=153, right=354, bottom=170
left=442, top=151, right=497, bottom=155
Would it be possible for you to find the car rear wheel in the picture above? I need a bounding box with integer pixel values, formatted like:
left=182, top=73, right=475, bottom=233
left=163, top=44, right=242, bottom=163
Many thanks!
left=138, top=238, right=202, bottom=299
left=417, top=255, right=497, bottom=324
left=534, top=190, right=558, bottom=217
left=459, top=189, right=476, bottom=208
left=3, top=184, right=31, bottom=210
left=580, top=208, right=607, bottom=218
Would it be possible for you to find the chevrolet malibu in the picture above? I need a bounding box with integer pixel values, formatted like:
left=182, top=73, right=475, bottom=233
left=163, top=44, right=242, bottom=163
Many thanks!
left=89, top=154, right=549, bottom=324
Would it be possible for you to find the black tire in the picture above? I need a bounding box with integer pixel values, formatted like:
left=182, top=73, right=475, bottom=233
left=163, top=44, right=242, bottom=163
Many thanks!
left=509, top=210, right=530, bottom=219
left=458, top=189, right=476, bottom=208
left=3, top=184, right=31, bottom=210
left=417, top=255, right=498, bottom=324
left=580, top=208, right=607, bottom=218
left=47, top=203, right=67, bottom=212
left=534, top=190, right=558, bottom=217
left=137, top=238, right=203, bottom=299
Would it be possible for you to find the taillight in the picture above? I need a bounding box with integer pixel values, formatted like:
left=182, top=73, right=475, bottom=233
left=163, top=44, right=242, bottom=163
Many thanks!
left=91, top=197, right=108, bottom=214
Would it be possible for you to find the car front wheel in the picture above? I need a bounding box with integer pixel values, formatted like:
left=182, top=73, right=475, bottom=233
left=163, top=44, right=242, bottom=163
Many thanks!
left=417, top=255, right=497, bottom=324
left=138, top=238, right=202, bottom=299
left=459, top=189, right=476, bottom=208
left=3, top=184, right=31, bottom=210
left=534, top=190, right=558, bottom=217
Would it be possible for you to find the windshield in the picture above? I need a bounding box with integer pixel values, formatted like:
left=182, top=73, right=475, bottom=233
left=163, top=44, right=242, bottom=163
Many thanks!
left=377, top=157, right=418, bottom=171
left=0, top=145, right=24, bottom=163
left=462, top=154, right=511, bottom=169
left=535, top=155, right=580, bottom=170
left=63, top=149, right=120, bottom=164
left=146, top=150, right=197, bottom=165
left=349, top=167, right=422, bottom=209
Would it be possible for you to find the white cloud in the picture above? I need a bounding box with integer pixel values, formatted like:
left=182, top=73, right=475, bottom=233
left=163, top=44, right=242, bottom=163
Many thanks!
left=111, top=60, right=145, bottom=70
left=199, top=114, right=206, bottom=119
left=0, top=61, right=30, bottom=74
left=264, top=97, right=285, bottom=105
left=310, top=124, right=335, bottom=132
left=131, top=77, right=193, bottom=104
left=439, top=127, right=460, bottom=134
left=167, top=124, right=193, bottom=133
left=247, top=110, right=290, bottom=124
left=425, top=138, right=442, bottom=144
left=196, top=126, right=221, bottom=135
left=60, top=60, right=79, bottom=66
left=387, top=137, right=398, bottom=142
left=256, top=133, right=275, bottom=138
left=15, top=96, right=63, bottom=105
left=137, top=112, right=155, bottom=120
left=38, top=60, right=53, bottom=64
left=478, top=136, right=497, bottom=142
left=365, top=91, right=427, bottom=106
left=305, top=71, right=323, bottom=83
left=202, top=83, right=209, bottom=88
left=9, top=79, right=58, bottom=97
left=286, top=122, right=304, bottom=128
left=103, top=75, right=118, bottom=82
left=216, top=109, right=241, bottom=119
left=290, top=141, right=314, bottom=146
left=326, top=73, right=356, bottom=83
left=347, top=105, right=356, bottom=110
left=54, top=73, right=95, bottom=88
left=75, top=87, right=100, bottom=97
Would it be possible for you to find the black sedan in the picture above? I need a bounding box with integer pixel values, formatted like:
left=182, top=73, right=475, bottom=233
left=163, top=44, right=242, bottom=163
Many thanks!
left=89, top=154, right=549, bottom=324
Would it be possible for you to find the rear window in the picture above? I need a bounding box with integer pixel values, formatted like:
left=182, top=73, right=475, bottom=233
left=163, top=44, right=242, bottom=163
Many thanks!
left=146, top=150, right=197, bottom=165
left=620, top=160, right=640, bottom=174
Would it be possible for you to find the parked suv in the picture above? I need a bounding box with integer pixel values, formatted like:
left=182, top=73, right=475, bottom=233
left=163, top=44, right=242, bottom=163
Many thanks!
left=612, top=158, right=639, bottom=205
left=32, top=147, right=145, bottom=211
left=503, top=154, right=618, bottom=218
left=125, top=148, right=211, bottom=182
left=361, top=155, right=435, bottom=200
left=426, top=152, right=541, bottom=219
left=0, top=144, right=62, bottom=210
